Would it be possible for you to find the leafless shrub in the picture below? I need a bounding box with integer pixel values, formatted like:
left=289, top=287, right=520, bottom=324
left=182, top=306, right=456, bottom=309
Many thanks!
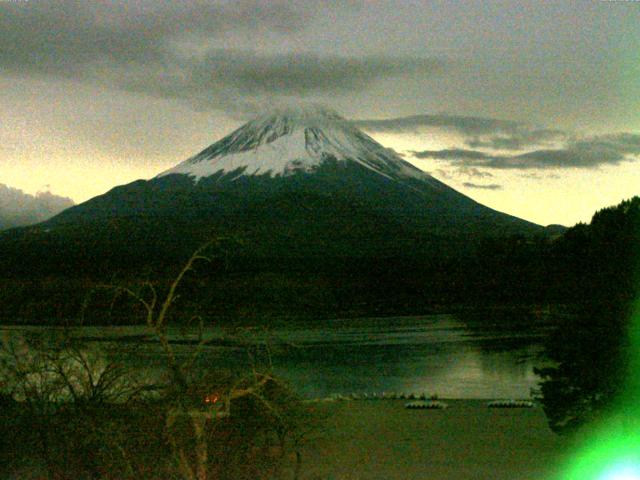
left=104, top=241, right=318, bottom=480
left=0, top=241, right=318, bottom=479
left=0, top=331, right=154, bottom=479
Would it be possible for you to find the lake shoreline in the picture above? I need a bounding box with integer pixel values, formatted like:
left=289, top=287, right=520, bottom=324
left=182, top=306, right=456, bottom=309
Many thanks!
left=0, top=302, right=571, bottom=327
left=1, top=314, right=548, bottom=400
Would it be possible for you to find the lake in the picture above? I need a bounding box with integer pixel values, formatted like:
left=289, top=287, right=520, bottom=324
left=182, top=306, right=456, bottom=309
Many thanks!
left=0, top=313, right=553, bottom=399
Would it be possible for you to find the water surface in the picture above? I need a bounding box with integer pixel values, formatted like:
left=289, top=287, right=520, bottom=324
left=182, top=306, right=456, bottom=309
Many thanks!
left=1, top=314, right=550, bottom=399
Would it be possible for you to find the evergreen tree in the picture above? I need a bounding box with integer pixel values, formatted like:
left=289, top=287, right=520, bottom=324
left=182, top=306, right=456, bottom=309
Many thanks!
left=535, top=197, right=640, bottom=434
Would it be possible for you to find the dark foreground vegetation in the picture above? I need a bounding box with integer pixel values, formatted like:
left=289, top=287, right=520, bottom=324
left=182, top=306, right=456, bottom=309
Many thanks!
left=0, top=254, right=319, bottom=479
left=535, top=196, right=640, bottom=434
left=0, top=353, right=314, bottom=480
left=1, top=199, right=638, bottom=325
left=0, top=196, right=638, bottom=454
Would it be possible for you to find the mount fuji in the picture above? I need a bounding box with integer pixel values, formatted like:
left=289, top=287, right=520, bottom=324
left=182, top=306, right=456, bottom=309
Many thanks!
left=158, top=106, right=434, bottom=183
left=2, top=107, right=542, bottom=276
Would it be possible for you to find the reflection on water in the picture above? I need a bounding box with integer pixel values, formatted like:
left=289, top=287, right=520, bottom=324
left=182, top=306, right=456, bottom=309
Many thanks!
left=0, top=314, right=549, bottom=399
left=265, top=315, right=546, bottom=399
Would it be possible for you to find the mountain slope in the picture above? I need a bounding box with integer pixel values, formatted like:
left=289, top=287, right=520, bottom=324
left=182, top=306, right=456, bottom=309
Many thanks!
left=51, top=107, right=538, bottom=232
left=2, top=107, right=541, bottom=276
left=0, top=107, right=556, bottom=323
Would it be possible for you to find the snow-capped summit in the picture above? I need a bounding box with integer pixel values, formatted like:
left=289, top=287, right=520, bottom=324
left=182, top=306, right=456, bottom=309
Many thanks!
left=159, top=106, right=429, bottom=182
left=21, top=104, right=542, bottom=278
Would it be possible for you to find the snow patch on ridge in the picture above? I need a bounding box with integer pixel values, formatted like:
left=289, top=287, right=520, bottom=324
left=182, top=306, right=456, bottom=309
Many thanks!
left=157, top=107, right=435, bottom=184
left=164, top=129, right=319, bottom=179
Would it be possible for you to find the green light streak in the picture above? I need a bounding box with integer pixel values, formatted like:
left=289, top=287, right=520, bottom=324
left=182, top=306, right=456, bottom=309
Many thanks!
left=557, top=421, right=640, bottom=479
left=556, top=298, right=640, bottom=479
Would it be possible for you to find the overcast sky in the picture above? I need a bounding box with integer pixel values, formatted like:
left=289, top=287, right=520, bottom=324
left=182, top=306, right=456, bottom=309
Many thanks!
left=1, top=0, right=639, bottom=226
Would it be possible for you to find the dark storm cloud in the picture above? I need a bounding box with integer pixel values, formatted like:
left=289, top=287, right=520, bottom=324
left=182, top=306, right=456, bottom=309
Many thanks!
left=0, top=1, right=305, bottom=73
left=110, top=52, right=442, bottom=113
left=357, top=113, right=570, bottom=151
left=410, top=133, right=640, bottom=170
left=462, top=183, right=502, bottom=190
left=501, top=148, right=622, bottom=169
left=192, top=52, right=442, bottom=95
left=465, top=129, right=568, bottom=151
left=459, top=168, right=493, bottom=178
left=411, top=149, right=491, bottom=160
left=519, top=172, right=561, bottom=180
left=0, top=1, right=441, bottom=112
left=571, top=132, right=640, bottom=155
left=354, top=114, right=521, bottom=136
left=121, top=51, right=443, bottom=103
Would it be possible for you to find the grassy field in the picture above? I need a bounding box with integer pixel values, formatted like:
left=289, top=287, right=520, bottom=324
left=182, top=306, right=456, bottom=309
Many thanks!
left=297, top=399, right=571, bottom=480
left=1, top=397, right=574, bottom=479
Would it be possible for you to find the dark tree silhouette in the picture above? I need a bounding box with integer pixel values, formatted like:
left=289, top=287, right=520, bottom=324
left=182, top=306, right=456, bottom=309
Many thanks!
left=535, top=197, right=640, bottom=434
left=535, top=303, right=630, bottom=433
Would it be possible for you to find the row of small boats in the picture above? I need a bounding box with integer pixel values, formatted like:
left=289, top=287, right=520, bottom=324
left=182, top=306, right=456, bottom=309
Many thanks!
left=318, top=393, right=535, bottom=409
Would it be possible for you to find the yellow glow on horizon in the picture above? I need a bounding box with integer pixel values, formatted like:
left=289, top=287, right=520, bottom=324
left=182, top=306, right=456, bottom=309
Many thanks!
left=2, top=154, right=169, bottom=203
left=369, top=132, right=640, bottom=227
left=445, top=163, right=640, bottom=227
left=1, top=127, right=638, bottom=228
